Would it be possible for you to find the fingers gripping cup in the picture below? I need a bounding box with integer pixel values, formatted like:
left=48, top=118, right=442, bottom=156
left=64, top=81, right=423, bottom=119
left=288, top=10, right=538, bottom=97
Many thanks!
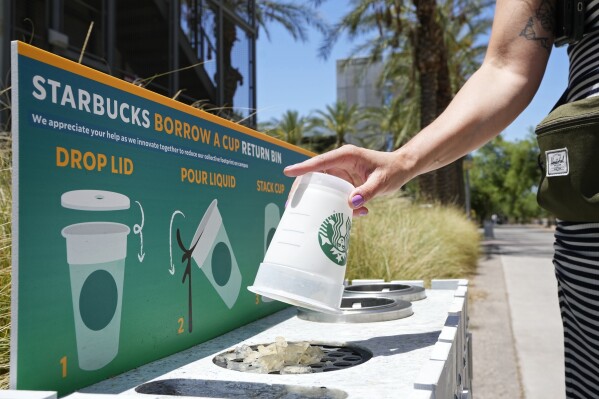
left=248, top=172, right=354, bottom=314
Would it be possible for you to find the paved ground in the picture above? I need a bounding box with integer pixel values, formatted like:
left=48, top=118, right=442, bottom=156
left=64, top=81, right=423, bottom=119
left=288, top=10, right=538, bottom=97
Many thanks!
left=470, top=225, right=565, bottom=399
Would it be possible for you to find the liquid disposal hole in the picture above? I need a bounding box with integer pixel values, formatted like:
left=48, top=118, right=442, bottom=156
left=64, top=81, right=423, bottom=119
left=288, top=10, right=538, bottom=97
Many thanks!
left=213, top=342, right=372, bottom=374
left=340, top=297, right=395, bottom=310
left=345, top=283, right=411, bottom=293
left=135, top=379, right=349, bottom=398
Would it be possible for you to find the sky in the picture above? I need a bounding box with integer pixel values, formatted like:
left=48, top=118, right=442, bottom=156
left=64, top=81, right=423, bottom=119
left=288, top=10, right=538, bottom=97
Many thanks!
left=255, top=2, right=570, bottom=142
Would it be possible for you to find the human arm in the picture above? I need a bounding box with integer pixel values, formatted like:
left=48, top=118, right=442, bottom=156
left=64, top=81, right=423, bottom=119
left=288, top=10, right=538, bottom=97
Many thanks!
left=284, top=0, right=557, bottom=215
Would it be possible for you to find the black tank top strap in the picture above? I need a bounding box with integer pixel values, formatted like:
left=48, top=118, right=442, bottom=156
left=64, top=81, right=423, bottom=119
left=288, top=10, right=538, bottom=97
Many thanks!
left=565, top=0, right=599, bottom=102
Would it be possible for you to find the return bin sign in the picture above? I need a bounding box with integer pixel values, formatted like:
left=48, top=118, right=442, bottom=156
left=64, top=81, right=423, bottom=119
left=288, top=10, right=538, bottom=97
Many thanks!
left=10, top=41, right=312, bottom=395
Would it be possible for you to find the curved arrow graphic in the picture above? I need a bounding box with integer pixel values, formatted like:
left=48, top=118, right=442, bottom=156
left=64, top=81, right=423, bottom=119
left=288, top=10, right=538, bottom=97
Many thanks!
left=134, top=201, right=145, bottom=262
left=169, top=210, right=185, bottom=275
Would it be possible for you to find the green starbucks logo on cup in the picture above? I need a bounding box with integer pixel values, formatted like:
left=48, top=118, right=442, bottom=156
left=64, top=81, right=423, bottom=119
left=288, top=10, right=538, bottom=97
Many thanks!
left=318, top=213, right=352, bottom=266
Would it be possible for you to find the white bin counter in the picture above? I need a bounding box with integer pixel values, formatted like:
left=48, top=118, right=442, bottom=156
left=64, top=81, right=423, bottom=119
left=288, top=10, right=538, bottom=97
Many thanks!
left=66, top=282, right=470, bottom=399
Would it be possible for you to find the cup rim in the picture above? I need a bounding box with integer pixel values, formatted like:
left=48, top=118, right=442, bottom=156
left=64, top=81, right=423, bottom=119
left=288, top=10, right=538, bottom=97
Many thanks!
left=248, top=285, right=343, bottom=314
left=61, top=221, right=130, bottom=237
left=301, top=172, right=355, bottom=195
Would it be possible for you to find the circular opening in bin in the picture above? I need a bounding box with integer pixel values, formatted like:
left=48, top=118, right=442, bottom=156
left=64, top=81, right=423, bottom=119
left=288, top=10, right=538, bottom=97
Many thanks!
left=298, top=297, right=413, bottom=323
left=212, top=342, right=372, bottom=374
left=345, top=283, right=411, bottom=293
left=135, top=378, right=349, bottom=398
left=340, top=297, right=395, bottom=310
left=344, top=283, right=427, bottom=302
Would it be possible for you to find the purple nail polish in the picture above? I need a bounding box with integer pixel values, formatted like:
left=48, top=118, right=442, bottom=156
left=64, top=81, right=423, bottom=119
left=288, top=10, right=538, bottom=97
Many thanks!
left=285, top=200, right=289, bottom=208
left=351, top=194, right=364, bottom=208
left=359, top=209, right=368, bottom=216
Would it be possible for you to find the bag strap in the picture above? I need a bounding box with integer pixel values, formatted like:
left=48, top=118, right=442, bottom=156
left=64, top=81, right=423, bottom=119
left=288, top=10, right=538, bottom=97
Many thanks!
left=551, top=89, right=569, bottom=112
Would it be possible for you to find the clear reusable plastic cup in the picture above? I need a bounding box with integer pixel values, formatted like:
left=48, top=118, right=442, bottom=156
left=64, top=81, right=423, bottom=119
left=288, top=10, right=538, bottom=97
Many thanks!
left=260, top=203, right=282, bottom=304
left=62, top=221, right=130, bottom=370
left=249, top=172, right=354, bottom=314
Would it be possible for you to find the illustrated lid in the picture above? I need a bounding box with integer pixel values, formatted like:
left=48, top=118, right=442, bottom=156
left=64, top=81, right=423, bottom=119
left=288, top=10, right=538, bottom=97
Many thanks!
left=61, top=190, right=130, bottom=211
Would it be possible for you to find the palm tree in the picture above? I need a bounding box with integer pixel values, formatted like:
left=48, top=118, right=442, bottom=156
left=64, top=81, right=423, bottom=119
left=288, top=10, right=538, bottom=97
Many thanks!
left=312, top=101, right=366, bottom=149
left=318, top=0, right=491, bottom=205
left=262, top=110, right=308, bottom=146
left=254, top=1, right=327, bottom=42
left=364, top=99, right=419, bottom=150
left=182, top=1, right=326, bottom=119
left=412, top=0, right=490, bottom=204
left=214, top=1, right=327, bottom=113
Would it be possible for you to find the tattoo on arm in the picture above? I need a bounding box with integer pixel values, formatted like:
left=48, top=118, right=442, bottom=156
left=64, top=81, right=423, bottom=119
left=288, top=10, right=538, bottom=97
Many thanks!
left=519, top=0, right=555, bottom=52
left=537, top=0, right=555, bottom=31
left=520, top=17, right=551, bottom=50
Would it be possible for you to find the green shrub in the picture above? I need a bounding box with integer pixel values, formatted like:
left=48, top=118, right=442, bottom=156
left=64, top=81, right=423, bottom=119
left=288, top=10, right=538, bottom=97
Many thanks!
left=347, top=196, right=481, bottom=286
left=0, top=143, right=11, bottom=389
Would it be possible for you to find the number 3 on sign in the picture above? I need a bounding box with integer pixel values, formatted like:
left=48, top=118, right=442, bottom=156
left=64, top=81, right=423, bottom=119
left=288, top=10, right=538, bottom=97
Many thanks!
left=60, top=356, right=67, bottom=378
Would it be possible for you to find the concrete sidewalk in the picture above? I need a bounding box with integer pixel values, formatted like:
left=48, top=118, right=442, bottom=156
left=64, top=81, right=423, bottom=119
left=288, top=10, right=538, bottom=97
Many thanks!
left=470, top=225, right=565, bottom=399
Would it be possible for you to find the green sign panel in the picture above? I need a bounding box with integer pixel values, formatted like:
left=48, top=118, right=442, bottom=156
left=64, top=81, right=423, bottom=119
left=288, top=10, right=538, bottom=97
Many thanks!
left=10, top=41, right=311, bottom=395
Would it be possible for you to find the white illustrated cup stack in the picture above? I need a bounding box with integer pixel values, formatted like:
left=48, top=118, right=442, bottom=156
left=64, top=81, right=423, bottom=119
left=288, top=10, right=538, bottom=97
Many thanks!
left=249, top=172, right=354, bottom=314
left=61, top=190, right=130, bottom=371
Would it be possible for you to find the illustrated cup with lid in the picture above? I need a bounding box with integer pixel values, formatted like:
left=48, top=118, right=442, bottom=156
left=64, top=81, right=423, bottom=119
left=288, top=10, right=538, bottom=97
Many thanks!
left=61, top=190, right=130, bottom=370
left=248, top=172, right=354, bottom=314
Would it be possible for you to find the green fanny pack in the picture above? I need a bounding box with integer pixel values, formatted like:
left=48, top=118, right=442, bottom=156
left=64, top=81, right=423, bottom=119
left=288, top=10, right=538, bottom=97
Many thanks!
left=535, top=95, right=599, bottom=222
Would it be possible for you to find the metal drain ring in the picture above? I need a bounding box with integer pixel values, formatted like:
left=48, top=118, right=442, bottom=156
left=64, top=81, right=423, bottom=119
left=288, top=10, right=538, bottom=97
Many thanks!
left=212, top=343, right=372, bottom=374
left=298, top=297, right=413, bottom=323
left=344, top=283, right=427, bottom=302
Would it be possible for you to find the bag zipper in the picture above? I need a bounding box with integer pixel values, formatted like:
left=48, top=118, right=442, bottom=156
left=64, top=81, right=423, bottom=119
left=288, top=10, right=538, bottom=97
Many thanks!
left=536, top=113, right=599, bottom=135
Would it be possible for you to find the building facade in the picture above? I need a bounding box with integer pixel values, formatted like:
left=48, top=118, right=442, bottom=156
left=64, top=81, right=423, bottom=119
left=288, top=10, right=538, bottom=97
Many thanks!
left=0, top=0, right=257, bottom=128
left=336, top=57, right=385, bottom=110
left=336, top=57, right=392, bottom=150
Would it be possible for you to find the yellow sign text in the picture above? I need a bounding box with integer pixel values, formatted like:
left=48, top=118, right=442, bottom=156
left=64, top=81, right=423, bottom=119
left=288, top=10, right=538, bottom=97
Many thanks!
left=56, top=146, right=133, bottom=175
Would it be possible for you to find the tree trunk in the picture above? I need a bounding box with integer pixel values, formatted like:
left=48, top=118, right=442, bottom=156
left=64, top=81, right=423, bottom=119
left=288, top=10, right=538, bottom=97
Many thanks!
left=413, top=0, right=465, bottom=207
left=436, top=34, right=466, bottom=206
left=414, top=0, right=441, bottom=203
left=337, top=132, right=344, bottom=148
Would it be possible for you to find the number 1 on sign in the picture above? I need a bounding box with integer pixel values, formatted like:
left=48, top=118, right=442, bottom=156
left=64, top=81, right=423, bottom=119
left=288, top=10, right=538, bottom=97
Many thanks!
left=60, top=356, right=67, bottom=378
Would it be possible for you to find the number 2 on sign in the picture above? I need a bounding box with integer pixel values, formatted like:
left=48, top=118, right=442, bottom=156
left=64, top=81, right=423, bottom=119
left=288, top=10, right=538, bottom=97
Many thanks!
left=177, top=317, right=185, bottom=334
left=60, top=356, right=67, bottom=378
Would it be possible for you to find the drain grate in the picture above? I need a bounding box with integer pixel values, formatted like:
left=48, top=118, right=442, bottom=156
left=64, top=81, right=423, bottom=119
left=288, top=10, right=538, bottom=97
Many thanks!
left=213, top=343, right=372, bottom=374
left=308, top=345, right=371, bottom=373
